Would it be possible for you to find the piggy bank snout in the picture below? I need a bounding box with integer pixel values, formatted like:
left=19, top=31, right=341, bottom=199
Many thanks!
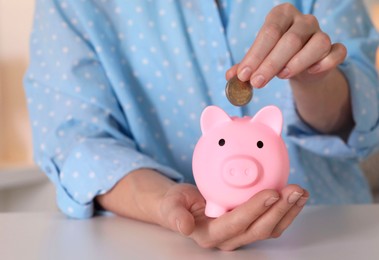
left=222, top=156, right=260, bottom=188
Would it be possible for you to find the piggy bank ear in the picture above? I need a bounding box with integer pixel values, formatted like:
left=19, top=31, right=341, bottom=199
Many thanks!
left=251, top=106, right=283, bottom=135
left=200, top=106, right=231, bottom=133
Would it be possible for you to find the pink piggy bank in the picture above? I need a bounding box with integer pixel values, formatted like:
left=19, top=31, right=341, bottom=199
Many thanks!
left=192, top=105, right=289, bottom=218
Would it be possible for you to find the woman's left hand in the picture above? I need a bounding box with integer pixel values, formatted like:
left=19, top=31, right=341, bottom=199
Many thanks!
left=226, top=3, right=347, bottom=87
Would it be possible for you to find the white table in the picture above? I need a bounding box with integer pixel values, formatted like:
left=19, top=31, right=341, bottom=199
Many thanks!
left=1, top=205, right=379, bottom=260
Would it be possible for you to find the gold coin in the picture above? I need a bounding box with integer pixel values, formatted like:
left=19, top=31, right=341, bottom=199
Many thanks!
left=225, top=75, right=253, bottom=106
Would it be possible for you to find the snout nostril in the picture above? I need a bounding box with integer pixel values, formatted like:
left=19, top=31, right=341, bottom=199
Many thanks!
left=222, top=158, right=259, bottom=187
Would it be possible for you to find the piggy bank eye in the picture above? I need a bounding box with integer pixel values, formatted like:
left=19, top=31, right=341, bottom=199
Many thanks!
left=218, top=139, right=225, bottom=146
left=257, top=141, right=264, bottom=149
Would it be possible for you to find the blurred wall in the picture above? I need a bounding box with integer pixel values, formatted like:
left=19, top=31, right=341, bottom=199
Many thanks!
left=0, top=0, right=35, bottom=166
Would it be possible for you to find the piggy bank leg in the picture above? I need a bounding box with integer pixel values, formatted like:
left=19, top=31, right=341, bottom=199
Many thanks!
left=205, top=202, right=228, bottom=218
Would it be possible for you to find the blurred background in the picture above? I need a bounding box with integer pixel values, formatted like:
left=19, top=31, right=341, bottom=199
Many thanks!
left=0, top=0, right=379, bottom=213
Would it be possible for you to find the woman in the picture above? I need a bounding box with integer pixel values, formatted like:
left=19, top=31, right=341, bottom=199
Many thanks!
left=24, top=0, right=379, bottom=250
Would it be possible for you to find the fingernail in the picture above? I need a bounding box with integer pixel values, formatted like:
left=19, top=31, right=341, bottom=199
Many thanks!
left=278, top=67, right=290, bottom=78
left=176, top=219, right=184, bottom=235
left=250, top=75, right=265, bottom=88
left=288, top=191, right=303, bottom=204
left=296, top=196, right=309, bottom=207
left=264, top=196, right=279, bottom=207
left=308, top=64, right=321, bottom=73
left=237, top=67, right=252, bottom=82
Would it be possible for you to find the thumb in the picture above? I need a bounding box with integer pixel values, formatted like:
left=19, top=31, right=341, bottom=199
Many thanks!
left=165, top=197, right=196, bottom=236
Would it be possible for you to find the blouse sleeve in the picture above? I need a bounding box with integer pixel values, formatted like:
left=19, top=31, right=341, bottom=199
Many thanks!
left=24, top=0, right=183, bottom=219
left=287, top=0, right=379, bottom=160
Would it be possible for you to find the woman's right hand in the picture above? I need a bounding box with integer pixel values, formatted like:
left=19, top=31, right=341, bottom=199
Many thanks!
left=159, top=183, right=309, bottom=251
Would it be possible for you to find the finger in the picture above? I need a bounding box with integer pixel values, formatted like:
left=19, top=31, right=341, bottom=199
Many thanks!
left=226, top=64, right=239, bottom=81
left=218, top=184, right=304, bottom=251
left=237, top=3, right=299, bottom=82
left=271, top=190, right=310, bottom=238
left=250, top=15, right=319, bottom=88
left=192, top=189, right=279, bottom=248
left=213, top=189, right=280, bottom=237
left=277, top=31, right=331, bottom=78
left=307, top=43, right=347, bottom=74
